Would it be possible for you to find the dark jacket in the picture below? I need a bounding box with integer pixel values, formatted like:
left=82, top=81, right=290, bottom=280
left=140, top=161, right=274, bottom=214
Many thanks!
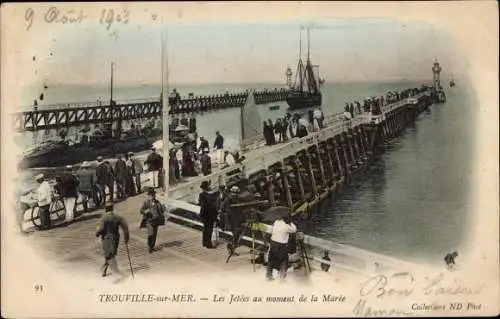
left=198, top=191, right=218, bottom=221
left=199, top=139, right=209, bottom=152
left=201, top=153, right=212, bottom=175
left=96, top=162, right=114, bottom=185
left=76, top=169, right=95, bottom=193
left=95, top=212, right=129, bottom=259
left=59, top=173, right=79, bottom=198
left=114, top=159, right=127, bottom=181
left=145, top=152, right=163, bottom=171
left=214, top=135, right=224, bottom=150
left=139, top=198, right=166, bottom=228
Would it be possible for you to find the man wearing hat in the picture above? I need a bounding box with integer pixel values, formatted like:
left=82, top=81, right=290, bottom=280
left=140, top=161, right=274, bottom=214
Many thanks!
left=145, top=147, right=163, bottom=188
left=114, top=154, right=127, bottom=200
left=213, top=131, right=224, bottom=166
left=95, top=156, right=114, bottom=204
left=200, top=148, right=212, bottom=176
left=59, top=165, right=79, bottom=224
left=139, top=187, right=166, bottom=253
left=198, top=181, right=217, bottom=249
left=198, top=137, right=209, bottom=154
left=129, top=152, right=143, bottom=194
left=76, top=161, right=95, bottom=213
left=34, top=173, right=53, bottom=230
left=95, top=202, right=130, bottom=277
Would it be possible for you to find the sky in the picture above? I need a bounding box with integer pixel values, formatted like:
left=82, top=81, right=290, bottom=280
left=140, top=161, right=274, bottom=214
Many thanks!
left=32, top=18, right=465, bottom=86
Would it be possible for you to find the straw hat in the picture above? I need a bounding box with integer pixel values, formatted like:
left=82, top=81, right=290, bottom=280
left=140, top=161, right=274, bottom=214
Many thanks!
left=65, top=165, right=73, bottom=170
left=203, top=148, right=209, bottom=153
left=35, top=173, right=44, bottom=181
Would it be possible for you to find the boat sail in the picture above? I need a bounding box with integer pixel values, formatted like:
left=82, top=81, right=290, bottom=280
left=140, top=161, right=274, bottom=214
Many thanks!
left=239, top=90, right=264, bottom=151
left=286, top=27, right=322, bottom=110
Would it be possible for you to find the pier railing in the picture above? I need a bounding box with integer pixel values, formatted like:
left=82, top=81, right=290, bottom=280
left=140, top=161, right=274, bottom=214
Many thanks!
left=167, top=91, right=428, bottom=203
left=12, top=89, right=289, bottom=132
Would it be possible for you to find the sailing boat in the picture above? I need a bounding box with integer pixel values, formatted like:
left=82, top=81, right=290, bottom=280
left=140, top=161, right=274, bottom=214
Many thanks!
left=286, top=27, right=322, bottom=110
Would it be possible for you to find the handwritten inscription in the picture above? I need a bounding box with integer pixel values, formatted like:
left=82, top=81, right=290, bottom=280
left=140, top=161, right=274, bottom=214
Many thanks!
left=355, top=271, right=486, bottom=316
left=24, top=7, right=130, bottom=31
left=99, top=9, right=130, bottom=30
left=44, top=7, right=87, bottom=24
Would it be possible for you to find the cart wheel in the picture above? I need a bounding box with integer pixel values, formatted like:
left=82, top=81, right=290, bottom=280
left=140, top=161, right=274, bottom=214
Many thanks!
left=30, top=206, right=42, bottom=229
left=50, top=199, right=66, bottom=221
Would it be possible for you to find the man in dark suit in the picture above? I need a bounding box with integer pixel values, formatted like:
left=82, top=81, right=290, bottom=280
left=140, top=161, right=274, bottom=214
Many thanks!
left=198, top=181, right=217, bottom=249
left=114, top=154, right=127, bottom=200
left=95, top=202, right=130, bottom=277
left=200, top=148, right=212, bottom=176
left=139, top=187, right=166, bottom=253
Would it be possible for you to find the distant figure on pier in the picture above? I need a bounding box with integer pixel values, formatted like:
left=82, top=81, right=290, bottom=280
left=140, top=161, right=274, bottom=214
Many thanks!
left=139, top=188, right=166, bottom=254
left=124, top=153, right=136, bottom=197
left=214, top=131, right=224, bottom=165
left=313, top=108, right=323, bottom=131
left=355, top=101, right=361, bottom=114
left=200, top=148, right=212, bottom=176
left=321, top=251, right=331, bottom=272
left=145, top=147, right=163, bottom=188
left=349, top=103, right=355, bottom=118
left=34, top=173, right=53, bottom=230
left=297, top=117, right=309, bottom=138
left=198, top=181, right=217, bottom=249
left=263, top=121, right=272, bottom=145
left=223, top=150, right=236, bottom=167
left=96, top=156, right=115, bottom=203
left=58, top=165, right=79, bottom=225
left=114, top=154, right=127, bottom=200
left=129, top=152, right=143, bottom=194
left=444, top=251, right=458, bottom=271
left=76, top=161, right=96, bottom=213
left=267, top=119, right=276, bottom=145
left=198, top=136, right=209, bottom=154
left=95, top=202, right=130, bottom=278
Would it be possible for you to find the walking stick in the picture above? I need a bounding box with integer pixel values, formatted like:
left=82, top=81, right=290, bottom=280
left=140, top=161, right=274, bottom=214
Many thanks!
left=252, top=228, right=256, bottom=272
left=125, top=242, right=134, bottom=279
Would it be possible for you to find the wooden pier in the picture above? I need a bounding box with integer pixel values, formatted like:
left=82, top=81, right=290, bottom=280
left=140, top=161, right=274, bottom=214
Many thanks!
left=12, top=89, right=289, bottom=132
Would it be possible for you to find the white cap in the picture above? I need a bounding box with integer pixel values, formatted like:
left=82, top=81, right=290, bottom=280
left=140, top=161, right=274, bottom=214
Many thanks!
left=35, top=173, right=44, bottom=181
left=81, top=161, right=90, bottom=168
left=66, top=165, right=73, bottom=169
left=203, top=148, right=209, bottom=152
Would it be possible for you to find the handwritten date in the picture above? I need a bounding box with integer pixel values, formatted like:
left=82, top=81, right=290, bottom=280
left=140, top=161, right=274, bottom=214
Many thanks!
left=24, top=7, right=129, bottom=31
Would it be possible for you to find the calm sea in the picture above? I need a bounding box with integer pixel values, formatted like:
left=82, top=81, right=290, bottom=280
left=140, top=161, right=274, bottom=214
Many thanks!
left=15, top=80, right=473, bottom=265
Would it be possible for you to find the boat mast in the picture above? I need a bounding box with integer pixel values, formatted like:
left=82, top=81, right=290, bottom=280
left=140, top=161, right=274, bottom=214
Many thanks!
left=298, top=27, right=303, bottom=92
left=161, top=28, right=170, bottom=195
left=110, top=62, right=114, bottom=105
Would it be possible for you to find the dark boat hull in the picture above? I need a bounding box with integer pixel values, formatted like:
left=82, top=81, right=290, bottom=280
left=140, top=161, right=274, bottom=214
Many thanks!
left=286, top=93, right=322, bottom=110
left=19, top=133, right=162, bottom=169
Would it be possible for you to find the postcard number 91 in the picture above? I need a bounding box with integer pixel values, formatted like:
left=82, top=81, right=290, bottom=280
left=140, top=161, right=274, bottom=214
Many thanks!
left=34, top=284, right=44, bottom=293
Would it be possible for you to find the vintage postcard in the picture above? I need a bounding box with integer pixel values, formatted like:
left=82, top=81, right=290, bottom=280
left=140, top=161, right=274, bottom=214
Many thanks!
left=1, top=1, right=498, bottom=318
